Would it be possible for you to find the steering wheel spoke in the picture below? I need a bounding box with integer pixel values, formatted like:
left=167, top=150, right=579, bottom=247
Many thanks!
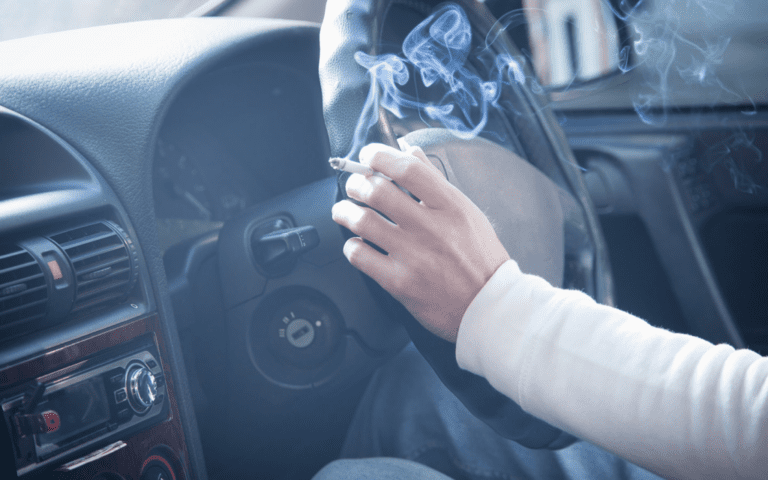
left=216, top=177, right=408, bottom=394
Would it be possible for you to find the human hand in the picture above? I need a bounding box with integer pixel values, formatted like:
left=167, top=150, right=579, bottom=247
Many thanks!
left=331, top=143, right=510, bottom=342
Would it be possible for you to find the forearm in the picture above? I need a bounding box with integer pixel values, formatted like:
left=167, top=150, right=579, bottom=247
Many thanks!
left=456, top=260, right=768, bottom=480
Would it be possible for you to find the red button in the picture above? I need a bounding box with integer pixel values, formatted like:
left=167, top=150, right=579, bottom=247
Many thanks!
left=47, top=260, right=63, bottom=280
left=42, top=410, right=60, bottom=433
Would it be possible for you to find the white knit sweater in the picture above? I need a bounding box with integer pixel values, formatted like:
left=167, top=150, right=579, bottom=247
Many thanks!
left=456, top=260, right=768, bottom=480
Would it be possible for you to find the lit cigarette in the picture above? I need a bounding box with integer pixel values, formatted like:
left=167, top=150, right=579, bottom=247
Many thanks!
left=329, top=158, right=392, bottom=181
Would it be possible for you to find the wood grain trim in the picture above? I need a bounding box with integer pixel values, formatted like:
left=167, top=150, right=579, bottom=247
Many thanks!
left=0, top=315, right=194, bottom=480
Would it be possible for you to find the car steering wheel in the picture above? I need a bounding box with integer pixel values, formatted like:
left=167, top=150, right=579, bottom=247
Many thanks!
left=318, top=0, right=613, bottom=448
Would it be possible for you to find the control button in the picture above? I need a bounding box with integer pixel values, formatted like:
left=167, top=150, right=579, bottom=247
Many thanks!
left=117, top=408, right=132, bottom=423
left=154, top=373, right=166, bottom=389
left=146, top=359, right=157, bottom=369
left=261, top=291, right=346, bottom=371
left=126, top=363, right=158, bottom=415
left=41, top=410, right=60, bottom=433
left=285, top=318, right=315, bottom=348
left=141, top=453, right=177, bottom=480
left=141, top=464, right=172, bottom=480
left=110, top=373, right=124, bottom=385
left=114, top=388, right=127, bottom=404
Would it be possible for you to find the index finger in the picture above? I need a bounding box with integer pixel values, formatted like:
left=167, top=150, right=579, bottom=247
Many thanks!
left=359, top=143, right=453, bottom=209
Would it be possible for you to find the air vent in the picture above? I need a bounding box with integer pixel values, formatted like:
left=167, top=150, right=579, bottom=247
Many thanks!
left=0, top=244, right=48, bottom=328
left=50, top=221, right=138, bottom=314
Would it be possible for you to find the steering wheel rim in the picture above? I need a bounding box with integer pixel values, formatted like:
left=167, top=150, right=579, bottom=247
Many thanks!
left=319, top=0, right=613, bottom=448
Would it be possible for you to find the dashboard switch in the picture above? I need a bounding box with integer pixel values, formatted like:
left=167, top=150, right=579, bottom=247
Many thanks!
left=114, top=388, right=127, bottom=404
left=252, top=226, right=320, bottom=273
left=117, top=408, right=132, bottom=423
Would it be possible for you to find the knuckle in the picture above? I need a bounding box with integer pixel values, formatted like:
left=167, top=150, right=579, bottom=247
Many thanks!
left=401, top=158, right=424, bottom=178
left=368, top=151, right=391, bottom=173
left=409, top=146, right=429, bottom=164
left=388, top=273, right=408, bottom=295
left=349, top=208, right=374, bottom=233
left=361, top=180, right=385, bottom=205
left=389, top=262, right=416, bottom=295
left=362, top=146, right=384, bottom=166
left=359, top=143, right=383, bottom=165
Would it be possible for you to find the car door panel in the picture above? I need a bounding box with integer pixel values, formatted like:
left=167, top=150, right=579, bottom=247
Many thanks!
left=560, top=108, right=767, bottom=352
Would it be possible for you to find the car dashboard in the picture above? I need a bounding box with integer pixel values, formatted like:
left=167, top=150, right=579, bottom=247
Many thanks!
left=0, top=18, right=346, bottom=480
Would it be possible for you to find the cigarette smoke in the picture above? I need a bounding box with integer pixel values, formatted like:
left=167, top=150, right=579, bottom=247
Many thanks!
left=348, top=4, right=526, bottom=160
left=347, top=0, right=763, bottom=191
left=609, top=0, right=756, bottom=125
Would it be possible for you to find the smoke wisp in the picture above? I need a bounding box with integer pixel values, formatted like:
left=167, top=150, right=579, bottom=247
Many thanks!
left=347, top=0, right=763, bottom=191
left=347, top=3, right=535, bottom=159
left=609, top=0, right=757, bottom=126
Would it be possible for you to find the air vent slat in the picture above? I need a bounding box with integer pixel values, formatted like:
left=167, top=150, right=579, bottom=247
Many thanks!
left=69, top=243, right=125, bottom=264
left=0, top=284, right=47, bottom=303
left=0, top=250, right=29, bottom=262
left=1, top=312, right=46, bottom=329
left=0, top=245, right=48, bottom=331
left=50, top=222, right=110, bottom=241
left=76, top=257, right=129, bottom=277
left=0, top=298, right=47, bottom=318
left=72, top=281, right=127, bottom=301
left=70, top=291, right=125, bottom=314
left=0, top=273, right=45, bottom=292
left=0, top=261, right=39, bottom=276
left=57, top=231, right=117, bottom=250
left=76, top=283, right=128, bottom=302
left=77, top=267, right=131, bottom=290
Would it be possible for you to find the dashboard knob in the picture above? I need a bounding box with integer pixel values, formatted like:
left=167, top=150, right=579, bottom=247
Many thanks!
left=127, top=364, right=157, bottom=414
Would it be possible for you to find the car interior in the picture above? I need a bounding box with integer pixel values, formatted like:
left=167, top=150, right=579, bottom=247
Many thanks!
left=0, top=0, right=765, bottom=479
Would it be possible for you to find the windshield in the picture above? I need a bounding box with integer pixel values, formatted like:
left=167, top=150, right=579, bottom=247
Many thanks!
left=1, top=0, right=763, bottom=112
left=0, top=0, right=221, bottom=42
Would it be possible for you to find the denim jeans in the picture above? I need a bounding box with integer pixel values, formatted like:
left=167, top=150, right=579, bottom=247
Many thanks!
left=314, top=458, right=454, bottom=480
left=330, top=344, right=663, bottom=480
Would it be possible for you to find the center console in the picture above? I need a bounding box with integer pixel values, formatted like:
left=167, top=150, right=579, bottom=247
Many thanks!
left=0, top=315, right=190, bottom=480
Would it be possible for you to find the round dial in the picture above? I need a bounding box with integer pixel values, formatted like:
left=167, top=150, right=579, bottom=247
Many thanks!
left=127, top=363, right=158, bottom=414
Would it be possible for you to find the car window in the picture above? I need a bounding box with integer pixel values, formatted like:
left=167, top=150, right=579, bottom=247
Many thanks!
left=483, top=0, right=768, bottom=111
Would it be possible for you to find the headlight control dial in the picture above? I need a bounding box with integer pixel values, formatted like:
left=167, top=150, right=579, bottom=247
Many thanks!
left=126, top=362, right=157, bottom=415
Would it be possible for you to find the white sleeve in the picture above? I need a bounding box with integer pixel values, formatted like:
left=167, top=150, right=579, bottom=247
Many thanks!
left=455, top=260, right=768, bottom=480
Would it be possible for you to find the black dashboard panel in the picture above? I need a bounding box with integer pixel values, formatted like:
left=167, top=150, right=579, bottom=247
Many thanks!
left=0, top=114, right=91, bottom=200
left=153, top=58, right=332, bottom=252
left=0, top=18, right=328, bottom=480
left=154, top=62, right=330, bottom=224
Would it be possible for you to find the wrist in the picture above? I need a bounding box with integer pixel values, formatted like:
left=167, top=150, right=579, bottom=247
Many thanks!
left=456, top=259, right=523, bottom=376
